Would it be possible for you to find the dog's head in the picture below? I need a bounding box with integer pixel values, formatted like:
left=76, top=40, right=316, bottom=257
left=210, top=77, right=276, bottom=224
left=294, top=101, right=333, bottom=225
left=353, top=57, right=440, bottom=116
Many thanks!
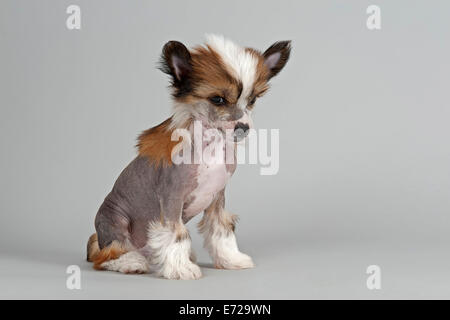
left=159, top=35, right=291, bottom=139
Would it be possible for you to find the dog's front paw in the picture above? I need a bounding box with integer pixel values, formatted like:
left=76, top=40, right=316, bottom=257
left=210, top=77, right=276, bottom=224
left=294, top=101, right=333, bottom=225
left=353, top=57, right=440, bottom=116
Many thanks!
left=215, top=252, right=255, bottom=270
left=160, top=261, right=202, bottom=280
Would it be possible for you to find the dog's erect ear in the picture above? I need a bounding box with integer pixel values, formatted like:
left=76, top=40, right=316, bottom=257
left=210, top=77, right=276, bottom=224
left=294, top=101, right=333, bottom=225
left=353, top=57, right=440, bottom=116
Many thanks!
left=263, top=41, right=291, bottom=80
left=160, top=41, right=192, bottom=97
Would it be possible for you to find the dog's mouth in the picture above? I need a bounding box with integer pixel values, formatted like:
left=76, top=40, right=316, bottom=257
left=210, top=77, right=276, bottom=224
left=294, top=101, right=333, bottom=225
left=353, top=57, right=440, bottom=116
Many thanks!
left=214, top=121, right=250, bottom=142
left=233, top=122, right=250, bottom=142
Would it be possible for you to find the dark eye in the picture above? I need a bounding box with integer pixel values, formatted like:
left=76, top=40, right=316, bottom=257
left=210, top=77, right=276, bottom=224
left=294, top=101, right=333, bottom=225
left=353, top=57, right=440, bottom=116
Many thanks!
left=209, top=96, right=226, bottom=106
left=249, top=97, right=256, bottom=105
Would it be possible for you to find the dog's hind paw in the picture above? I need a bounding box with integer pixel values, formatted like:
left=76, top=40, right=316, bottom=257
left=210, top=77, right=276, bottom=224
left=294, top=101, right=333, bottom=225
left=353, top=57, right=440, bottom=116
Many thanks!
left=101, top=251, right=150, bottom=274
left=119, top=261, right=150, bottom=274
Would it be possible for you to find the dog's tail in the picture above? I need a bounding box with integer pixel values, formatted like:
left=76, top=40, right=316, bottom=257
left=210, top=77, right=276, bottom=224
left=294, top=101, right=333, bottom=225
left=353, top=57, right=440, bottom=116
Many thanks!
left=86, top=233, right=129, bottom=270
left=86, top=233, right=100, bottom=262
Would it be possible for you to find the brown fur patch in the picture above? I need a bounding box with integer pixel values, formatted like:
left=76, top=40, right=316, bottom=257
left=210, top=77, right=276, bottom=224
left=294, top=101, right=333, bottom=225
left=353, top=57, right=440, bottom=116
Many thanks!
left=137, top=117, right=187, bottom=167
left=92, top=241, right=128, bottom=270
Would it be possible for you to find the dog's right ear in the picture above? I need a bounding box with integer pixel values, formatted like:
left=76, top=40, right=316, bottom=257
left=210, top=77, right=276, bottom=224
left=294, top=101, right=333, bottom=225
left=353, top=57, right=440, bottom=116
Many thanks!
left=159, top=41, right=192, bottom=97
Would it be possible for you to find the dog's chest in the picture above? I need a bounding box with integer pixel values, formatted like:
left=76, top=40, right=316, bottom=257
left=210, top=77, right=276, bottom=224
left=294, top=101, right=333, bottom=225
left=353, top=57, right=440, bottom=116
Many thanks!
left=183, top=134, right=235, bottom=218
left=183, top=163, right=232, bottom=219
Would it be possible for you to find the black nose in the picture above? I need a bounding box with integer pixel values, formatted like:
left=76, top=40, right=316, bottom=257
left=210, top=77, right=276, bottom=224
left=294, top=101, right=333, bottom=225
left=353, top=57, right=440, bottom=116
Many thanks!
left=234, top=122, right=249, bottom=133
left=233, top=122, right=249, bottom=141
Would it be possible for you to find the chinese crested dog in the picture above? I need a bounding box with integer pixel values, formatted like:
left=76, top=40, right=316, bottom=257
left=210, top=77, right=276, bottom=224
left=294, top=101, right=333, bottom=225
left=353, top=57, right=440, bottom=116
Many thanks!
left=87, top=35, right=291, bottom=279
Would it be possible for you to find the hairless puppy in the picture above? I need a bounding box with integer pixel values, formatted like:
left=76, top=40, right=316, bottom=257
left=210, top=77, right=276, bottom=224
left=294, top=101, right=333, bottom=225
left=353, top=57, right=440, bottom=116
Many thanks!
left=87, top=35, right=291, bottom=279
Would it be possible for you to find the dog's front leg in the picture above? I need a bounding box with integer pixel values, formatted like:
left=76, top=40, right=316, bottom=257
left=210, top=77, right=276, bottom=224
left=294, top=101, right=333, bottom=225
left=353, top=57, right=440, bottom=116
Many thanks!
left=198, top=189, right=255, bottom=269
left=142, top=200, right=202, bottom=280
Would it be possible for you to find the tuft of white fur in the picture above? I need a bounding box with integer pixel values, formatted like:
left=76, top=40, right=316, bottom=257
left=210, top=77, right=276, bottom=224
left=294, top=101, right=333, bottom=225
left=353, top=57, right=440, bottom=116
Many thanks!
left=169, top=101, right=210, bottom=130
left=200, top=210, right=255, bottom=270
left=100, top=251, right=150, bottom=274
left=147, top=221, right=202, bottom=280
left=205, top=34, right=258, bottom=110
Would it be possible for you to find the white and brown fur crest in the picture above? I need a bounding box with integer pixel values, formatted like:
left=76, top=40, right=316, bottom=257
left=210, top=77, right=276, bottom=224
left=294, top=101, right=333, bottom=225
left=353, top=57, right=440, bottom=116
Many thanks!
left=137, top=35, right=291, bottom=167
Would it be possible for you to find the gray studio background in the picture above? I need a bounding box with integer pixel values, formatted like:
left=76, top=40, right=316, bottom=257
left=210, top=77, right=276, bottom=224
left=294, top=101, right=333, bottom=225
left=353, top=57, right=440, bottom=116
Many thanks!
left=1, top=0, right=449, bottom=299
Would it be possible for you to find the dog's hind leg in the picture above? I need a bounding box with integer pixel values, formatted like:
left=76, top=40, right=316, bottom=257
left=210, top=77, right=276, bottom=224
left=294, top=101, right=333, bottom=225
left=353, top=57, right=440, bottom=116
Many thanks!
left=88, top=206, right=150, bottom=274
left=198, top=189, right=254, bottom=270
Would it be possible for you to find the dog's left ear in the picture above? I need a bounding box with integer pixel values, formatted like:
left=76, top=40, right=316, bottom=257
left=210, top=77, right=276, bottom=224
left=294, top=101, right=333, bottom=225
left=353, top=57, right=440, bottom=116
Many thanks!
left=160, top=41, right=192, bottom=97
left=263, top=41, right=291, bottom=80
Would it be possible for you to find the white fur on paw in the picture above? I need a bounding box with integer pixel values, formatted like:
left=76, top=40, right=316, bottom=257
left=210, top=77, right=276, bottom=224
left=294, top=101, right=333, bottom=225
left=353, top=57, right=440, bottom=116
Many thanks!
left=101, top=252, right=150, bottom=274
left=216, top=252, right=255, bottom=270
left=161, top=261, right=202, bottom=280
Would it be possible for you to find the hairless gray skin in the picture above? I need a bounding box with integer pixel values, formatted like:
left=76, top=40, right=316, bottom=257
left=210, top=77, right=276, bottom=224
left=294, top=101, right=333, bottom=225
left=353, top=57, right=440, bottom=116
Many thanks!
left=88, top=35, right=290, bottom=279
left=95, top=155, right=235, bottom=250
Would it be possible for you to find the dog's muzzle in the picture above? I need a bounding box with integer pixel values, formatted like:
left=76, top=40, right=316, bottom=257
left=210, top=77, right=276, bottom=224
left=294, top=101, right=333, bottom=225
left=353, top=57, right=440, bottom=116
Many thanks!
left=233, top=122, right=250, bottom=142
